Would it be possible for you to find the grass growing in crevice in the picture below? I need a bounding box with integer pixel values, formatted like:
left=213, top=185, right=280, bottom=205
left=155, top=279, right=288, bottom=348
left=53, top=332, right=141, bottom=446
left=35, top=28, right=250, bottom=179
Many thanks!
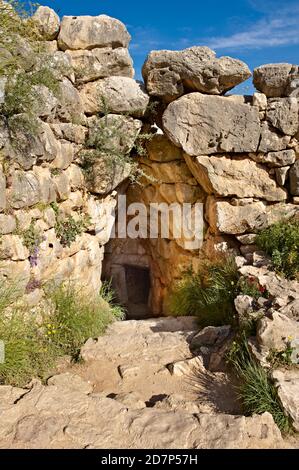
left=44, top=282, right=124, bottom=359
left=0, top=280, right=124, bottom=386
left=227, top=334, right=292, bottom=434
left=170, top=254, right=239, bottom=328
left=256, top=217, right=299, bottom=280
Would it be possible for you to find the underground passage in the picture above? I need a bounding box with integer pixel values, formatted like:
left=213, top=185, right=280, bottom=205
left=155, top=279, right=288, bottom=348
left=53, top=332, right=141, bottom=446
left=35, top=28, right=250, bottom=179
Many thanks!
left=124, top=265, right=151, bottom=319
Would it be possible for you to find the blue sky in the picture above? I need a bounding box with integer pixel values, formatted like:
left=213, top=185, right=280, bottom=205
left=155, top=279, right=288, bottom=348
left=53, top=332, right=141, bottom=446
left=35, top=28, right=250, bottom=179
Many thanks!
left=46, top=0, right=298, bottom=93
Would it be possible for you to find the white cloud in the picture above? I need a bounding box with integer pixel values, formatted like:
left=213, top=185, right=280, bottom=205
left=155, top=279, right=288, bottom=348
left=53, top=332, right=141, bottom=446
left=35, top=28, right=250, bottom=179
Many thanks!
left=206, top=6, right=299, bottom=50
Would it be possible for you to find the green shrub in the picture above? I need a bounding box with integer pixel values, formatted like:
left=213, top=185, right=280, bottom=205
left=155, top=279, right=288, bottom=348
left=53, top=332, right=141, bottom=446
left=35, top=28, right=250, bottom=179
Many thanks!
left=0, top=279, right=123, bottom=386
left=0, top=280, right=56, bottom=387
left=0, top=1, right=41, bottom=75
left=22, top=222, right=43, bottom=254
left=0, top=309, right=56, bottom=387
left=44, top=283, right=124, bottom=358
left=0, top=2, right=61, bottom=145
left=256, top=217, right=299, bottom=279
left=227, top=335, right=292, bottom=433
left=55, top=214, right=90, bottom=247
left=170, top=255, right=239, bottom=327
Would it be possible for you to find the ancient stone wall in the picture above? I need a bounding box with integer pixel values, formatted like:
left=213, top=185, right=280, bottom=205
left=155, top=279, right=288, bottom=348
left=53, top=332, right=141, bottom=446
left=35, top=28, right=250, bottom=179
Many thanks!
left=1, top=6, right=299, bottom=315
left=0, top=6, right=148, bottom=307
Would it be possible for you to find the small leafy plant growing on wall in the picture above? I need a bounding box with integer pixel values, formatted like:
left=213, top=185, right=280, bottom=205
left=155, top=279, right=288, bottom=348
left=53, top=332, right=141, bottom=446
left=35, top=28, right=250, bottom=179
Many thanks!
left=55, top=213, right=90, bottom=247
left=0, top=1, right=62, bottom=149
left=256, top=216, right=299, bottom=280
left=22, top=222, right=44, bottom=267
left=80, top=96, right=154, bottom=188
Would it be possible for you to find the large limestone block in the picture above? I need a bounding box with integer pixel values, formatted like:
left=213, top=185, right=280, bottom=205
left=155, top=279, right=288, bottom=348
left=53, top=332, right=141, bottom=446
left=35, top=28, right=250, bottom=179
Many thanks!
left=257, top=311, right=299, bottom=352
left=250, top=149, right=295, bottom=167
left=56, top=78, right=85, bottom=124
left=66, top=48, right=134, bottom=83
left=84, top=153, right=132, bottom=195
left=50, top=123, right=87, bottom=144
left=33, top=166, right=56, bottom=204
left=0, top=235, right=29, bottom=261
left=80, top=77, right=149, bottom=117
left=184, top=154, right=286, bottom=201
left=163, top=93, right=261, bottom=155
left=290, top=160, right=299, bottom=195
left=207, top=199, right=267, bottom=234
left=258, top=122, right=291, bottom=152
left=272, top=369, right=299, bottom=432
left=253, top=63, right=293, bottom=97
left=0, top=260, right=30, bottom=293
left=140, top=159, right=198, bottom=185
left=266, top=97, right=298, bottom=135
left=0, top=214, right=16, bottom=234
left=33, top=6, right=60, bottom=40
left=7, top=171, right=41, bottom=209
left=7, top=116, right=61, bottom=170
left=142, top=46, right=251, bottom=101
left=58, top=15, right=131, bottom=51
left=87, top=114, right=142, bottom=156
left=146, top=134, right=183, bottom=162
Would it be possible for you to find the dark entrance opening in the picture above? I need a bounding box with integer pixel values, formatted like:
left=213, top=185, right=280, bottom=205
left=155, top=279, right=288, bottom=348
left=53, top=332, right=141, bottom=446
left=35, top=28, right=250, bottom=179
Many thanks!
left=124, top=265, right=151, bottom=319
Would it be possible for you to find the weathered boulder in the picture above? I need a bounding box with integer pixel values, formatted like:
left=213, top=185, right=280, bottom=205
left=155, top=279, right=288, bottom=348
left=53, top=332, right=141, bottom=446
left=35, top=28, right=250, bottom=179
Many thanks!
left=83, top=153, right=132, bottom=195
left=142, top=47, right=251, bottom=101
left=47, top=372, right=93, bottom=394
left=266, top=98, right=298, bottom=135
left=0, top=260, right=30, bottom=293
left=272, top=369, right=299, bottom=432
left=257, top=311, right=299, bottom=352
left=146, top=134, right=183, bottom=162
left=8, top=116, right=61, bottom=170
left=7, top=171, right=41, bottom=209
left=253, top=64, right=293, bottom=97
left=51, top=140, right=74, bottom=170
left=250, top=149, right=295, bottom=167
left=207, top=199, right=267, bottom=234
left=139, top=159, right=197, bottom=185
left=184, top=154, right=286, bottom=201
left=252, top=92, right=267, bottom=110
left=163, top=93, right=261, bottom=155
left=33, top=166, right=56, bottom=204
left=0, top=214, right=16, bottom=234
left=33, top=6, right=60, bottom=40
left=66, top=48, right=134, bottom=83
left=190, top=326, right=231, bottom=349
left=31, top=85, right=58, bottom=119
left=87, top=114, right=142, bottom=156
left=58, top=15, right=131, bottom=51
left=56, top=78, right=85, bottom=124
left=290, top=160, right=299, bottom=195
left=258, top=122, right=291, bottom=152
left=80, top=77, right=149, bottom=117
left=50, top=123, right=87, bottom=145
left=41, top=51, right=75, bottom=83
left=0, top=235, right=29, bottom=261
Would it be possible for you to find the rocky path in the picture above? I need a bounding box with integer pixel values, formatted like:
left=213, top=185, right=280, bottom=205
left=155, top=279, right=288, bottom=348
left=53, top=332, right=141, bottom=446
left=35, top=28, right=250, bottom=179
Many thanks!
left=0, top=317, right=289, bottom=449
